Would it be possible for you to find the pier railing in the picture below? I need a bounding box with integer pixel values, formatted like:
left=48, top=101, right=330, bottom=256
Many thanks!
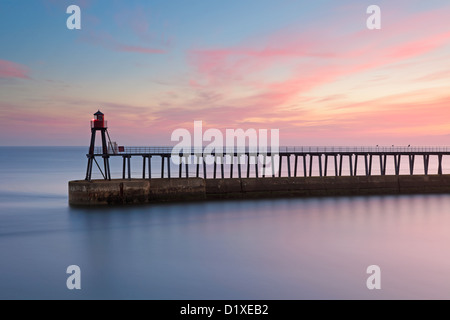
left=86, top=145, right=450, bottom=180
left=95, top=146, right=450, bottom=155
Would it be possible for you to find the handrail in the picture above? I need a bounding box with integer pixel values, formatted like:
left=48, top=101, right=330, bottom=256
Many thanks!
left=91, top=146, right=450, bottom=155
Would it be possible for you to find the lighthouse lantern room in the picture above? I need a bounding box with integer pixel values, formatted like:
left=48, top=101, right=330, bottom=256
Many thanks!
left=92, top=110, right=107, bottom=129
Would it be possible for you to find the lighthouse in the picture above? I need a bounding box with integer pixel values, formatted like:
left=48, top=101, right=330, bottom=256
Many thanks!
left=85, top=110, right=111, bottom=180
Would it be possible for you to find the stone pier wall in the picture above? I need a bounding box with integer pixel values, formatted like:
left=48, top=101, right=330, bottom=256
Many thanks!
left=69, top=175, right=450, bottom=206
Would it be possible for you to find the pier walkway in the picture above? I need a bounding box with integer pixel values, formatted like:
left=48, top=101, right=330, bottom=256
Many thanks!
left=85, top=146, right=450, bottom=181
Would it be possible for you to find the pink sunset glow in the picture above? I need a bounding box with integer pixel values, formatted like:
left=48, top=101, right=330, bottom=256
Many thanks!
left=2, top=2, right=450, bottom=146
left=0, top=60, right=29, bottom=79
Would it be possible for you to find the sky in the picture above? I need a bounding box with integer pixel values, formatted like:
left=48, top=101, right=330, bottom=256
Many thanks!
left=1, top=0, right=450, bottom=146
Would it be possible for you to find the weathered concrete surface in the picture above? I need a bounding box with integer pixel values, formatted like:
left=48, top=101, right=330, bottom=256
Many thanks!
left=147, top=178, right=206, bottom=202
left=69, top=179, right=151, bottom=206
left=69, top=178, right=205, bottom=206
left=69, top=175, right=450, bottom=206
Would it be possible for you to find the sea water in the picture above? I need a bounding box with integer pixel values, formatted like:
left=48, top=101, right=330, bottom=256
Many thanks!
left=1, top=147, right=450, bottom=299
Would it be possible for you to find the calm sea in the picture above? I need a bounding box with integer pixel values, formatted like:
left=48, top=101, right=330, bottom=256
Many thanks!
left=1, top=147, right=450, bottom=299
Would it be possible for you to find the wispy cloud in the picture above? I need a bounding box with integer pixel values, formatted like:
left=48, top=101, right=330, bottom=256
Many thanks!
left=180, top=5, right=450, bottom=140
left=0, top=59, right=30, bottom=79
left=80, top=30, right=166, bottom=54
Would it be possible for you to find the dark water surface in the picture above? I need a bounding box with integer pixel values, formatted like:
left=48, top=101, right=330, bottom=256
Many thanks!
left=1, top=147, right=450, bottom=299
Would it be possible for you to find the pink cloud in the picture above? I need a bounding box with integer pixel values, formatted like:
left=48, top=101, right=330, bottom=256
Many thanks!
left=0, top=59, right=30, bottom=79
left=183, top=5, right=450, bottom=127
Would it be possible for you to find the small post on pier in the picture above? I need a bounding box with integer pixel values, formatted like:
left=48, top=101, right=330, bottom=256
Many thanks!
left=394, top=155, right=401, bottom=176
left=230, top=154, right=234, bottom=178
left=334, top=155, right=338, bottom=176
left=303, top=155, right=307, bottom=177
left=349, top=155, right=353, bottom=177
left=196, top=155, right=200, bottom=178
left=238, top=155, right=242, bottom=178
left=247, top=154, right=251, bottom=178
left=279, top=155, right=283, bottom=178
left=294, top=155, right=298, bottom=177
left=318, top=155, right=323, bottom=177
left=185, top=157, right=189, bottom=178
left=409, top=155, right=415, bottom=175
left=287, top=154, right=291, bottom=177
left=364, top=155, right=369, bottom=176
left=127, top=156, right=131, bottom=180
left=379, top=154, right=386, bottom=175
left=423, top=155, right=429, bottom=175
left=122, top=156, right=126, bottom=179
left=271, top=154, right=276, bottom=178
left=148, top=156, right=152, bottom=180
left=255, top=155, right=259, bottom=178
left=142, top=156, right=146, bottom=179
